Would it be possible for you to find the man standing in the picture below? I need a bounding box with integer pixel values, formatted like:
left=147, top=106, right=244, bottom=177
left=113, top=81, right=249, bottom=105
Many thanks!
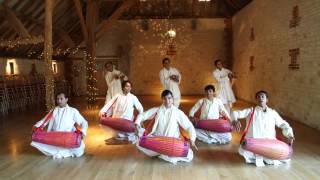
left=213, top=59, right=236, bottom=113
left=159, top=58, right=181, bottom=107
left=104, top=61, right=128, bottom=103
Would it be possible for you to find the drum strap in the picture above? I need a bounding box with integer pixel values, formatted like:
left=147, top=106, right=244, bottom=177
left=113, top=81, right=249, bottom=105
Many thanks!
left=37, top=109, right=81, bottom=134
left=143, top=112, right=158, bottom=136
left=240, top=107, right=255, bottom=144
left=195, top=99, right=229, bottom=123
left=38, top=110, right=54, bottom=130
left=103, top=97, right=119, bottom=117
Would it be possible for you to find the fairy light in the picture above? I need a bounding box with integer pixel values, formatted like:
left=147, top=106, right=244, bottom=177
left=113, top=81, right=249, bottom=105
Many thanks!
left=43, top=43, right=55, bottom=111
left=84, top=51, right=98, bottom=103
left=0, top=36, right=44, bottom=48
left=131, top=19, right=192, bottom=56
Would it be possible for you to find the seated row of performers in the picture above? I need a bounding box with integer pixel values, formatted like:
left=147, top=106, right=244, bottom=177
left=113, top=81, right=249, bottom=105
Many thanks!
left=31, top=80, right=294, bottom=167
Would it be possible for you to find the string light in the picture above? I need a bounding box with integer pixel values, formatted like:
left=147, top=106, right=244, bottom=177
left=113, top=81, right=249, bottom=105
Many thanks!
left=43, top=44, right=55, bottom=110
left=131, top=19, right=192, bottom=56
left=0, top=36, right=44, bottom=48
left=84, top=51, right=98, bottom=104
left=0, top=35, right=82, bottom=59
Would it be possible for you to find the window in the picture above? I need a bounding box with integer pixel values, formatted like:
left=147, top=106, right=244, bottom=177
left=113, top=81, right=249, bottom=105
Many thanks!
left=6, top=59, right=18, bottom=75
left=9, top=62, right=14, bottom=75
left=52, top=62, right=58, bottom=74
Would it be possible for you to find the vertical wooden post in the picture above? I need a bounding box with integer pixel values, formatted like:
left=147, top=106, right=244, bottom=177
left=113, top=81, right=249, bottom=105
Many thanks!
left=86, top=0, right=97, bottom=103
left=44, top=0, right=55, bottom=110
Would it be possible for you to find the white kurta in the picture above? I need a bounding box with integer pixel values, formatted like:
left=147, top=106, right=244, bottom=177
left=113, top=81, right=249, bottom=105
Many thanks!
left=232, top=106, right=294, bottom=167
left=189, top=97, right=232, bottom=144
left=135, top=105, right=196, bottom=164
left=100, top=93, right=143, bottom=142
left=213, top=68, right=236, bottom=106
left=159, top=67, right=181, bottom=107
left=31, top=105, right=88, bottom=158
left=104, top=68, right=128, bottom=103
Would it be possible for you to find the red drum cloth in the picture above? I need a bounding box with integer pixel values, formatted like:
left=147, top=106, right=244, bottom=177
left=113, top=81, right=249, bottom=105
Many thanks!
left=100, top=117, right=135, bottom=132
left=241, top=138, right=293, bottom=160
left=195, top=118, right=232, bottom=133
left=139, top=136, right=189, bottom=157
left=32, top=130, right=81, bottom=148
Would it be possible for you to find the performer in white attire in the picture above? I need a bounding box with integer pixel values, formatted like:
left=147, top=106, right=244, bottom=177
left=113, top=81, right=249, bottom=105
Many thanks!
left=213, top=59, right=236, bottom=114
left=135, top=90, right=197, bottom=164
left=31, top=92, right=88, bottom=159
left=189, top=85, right=232, bottom=144
left=231, top=90, right=295, bottom=167
left=104, top=61, right=128, bottom=103
left=100, top=81, right=143, bottom=142
left=159, top=58, right=181, bottom=107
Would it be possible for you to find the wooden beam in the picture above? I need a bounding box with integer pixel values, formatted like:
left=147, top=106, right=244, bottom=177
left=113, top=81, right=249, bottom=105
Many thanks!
left=57, top=30, right=75, bottom=48
left=95, top=0, right=136, bottom=41
left=15, top=12, right=75, bottom=49
left=86, top=0, right=98, bottom=103
left=44, top=0, right=55, bottom=110
left=1, top=3, right=31, bottom=38
left=73, top=0, right=88, bottom=41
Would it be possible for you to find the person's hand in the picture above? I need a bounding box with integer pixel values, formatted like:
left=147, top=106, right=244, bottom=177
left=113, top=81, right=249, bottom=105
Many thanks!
left=190, top=116, right=199, bottom=125
left=288, top=136, right=295, bottom=146
left=173, top=75, right=179, bottom=82
left=99, top=112, right=106, bottom=118
left=232, top=121, right=241, bottom=132
left=220, top=111, right=228, bottom=119
left=190, top=140, right=198, bottom=151
left=80, top=132, right=85, bottom=139
left=114, top=74, right=120, bottom=79
left=170, top=75, right=179, bottom=82
left=135, top=124, right=141, bottom=136
left=31, top=126, right=38, bottom=133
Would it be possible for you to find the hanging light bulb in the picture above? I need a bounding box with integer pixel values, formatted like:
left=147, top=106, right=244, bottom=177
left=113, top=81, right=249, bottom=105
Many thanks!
left=167, top=29, right=176, bottom=38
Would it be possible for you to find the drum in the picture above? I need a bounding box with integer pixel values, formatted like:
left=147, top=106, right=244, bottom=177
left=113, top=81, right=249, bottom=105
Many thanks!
left=139, top=136, right=189, bottom=157
left=241, top=138, right=293, bottom=160
left=32, top=131, right=81, bottom=148
left=100, top=117, right=135, bottom=132
left=195, top=118, right=232, bottom=133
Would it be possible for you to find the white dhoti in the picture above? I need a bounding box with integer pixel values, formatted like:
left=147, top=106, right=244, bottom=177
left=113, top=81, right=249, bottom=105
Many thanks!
left=238, top=146, right=290, bottom=167
left=31, top=141, right=85, bottom=158
left=196, top=129, right=231, bottom=144
left=101, top=124, right=137, bottom=143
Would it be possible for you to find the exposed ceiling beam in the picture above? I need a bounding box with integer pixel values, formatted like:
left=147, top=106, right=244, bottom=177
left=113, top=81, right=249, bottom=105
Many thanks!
left=95, top=0, right=136, bottom=41
left=57, top=30, right=76, bottom=48
left=1, top=3, right=31, bottom=38
left=73, top=0, right=88, bottom=41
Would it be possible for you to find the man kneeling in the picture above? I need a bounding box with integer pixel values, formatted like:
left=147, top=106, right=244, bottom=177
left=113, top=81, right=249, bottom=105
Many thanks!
left=189, top=85, right=232, bottom=144
left=135, top=90, right=197, bottom=164
left=31, top=92, right=88, bottom=159
left=231, top=90, right=294, bottom=167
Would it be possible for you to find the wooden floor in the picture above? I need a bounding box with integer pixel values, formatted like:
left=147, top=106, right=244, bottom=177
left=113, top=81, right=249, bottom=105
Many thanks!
left=0, top=96, right=320, bottom=180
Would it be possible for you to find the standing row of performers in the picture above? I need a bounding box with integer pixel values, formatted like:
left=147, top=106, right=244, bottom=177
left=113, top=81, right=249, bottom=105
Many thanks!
left=31, top=58, right=294, bottom=167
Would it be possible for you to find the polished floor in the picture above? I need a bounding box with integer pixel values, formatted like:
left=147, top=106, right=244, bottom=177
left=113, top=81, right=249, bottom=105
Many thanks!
left=0, top=96, right=319, bottom=180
